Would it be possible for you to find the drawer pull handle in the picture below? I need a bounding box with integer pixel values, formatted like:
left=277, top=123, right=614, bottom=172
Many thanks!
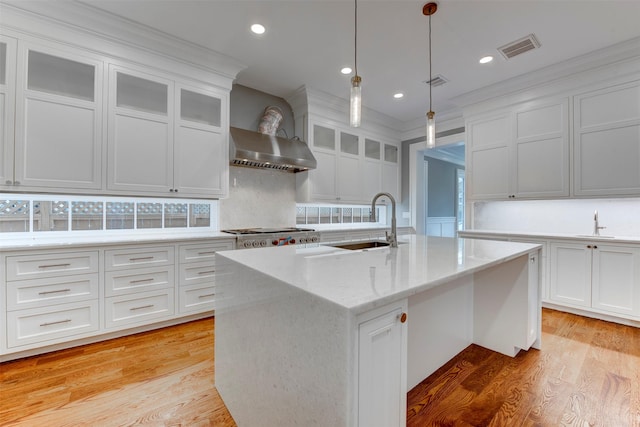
left=39, top=288, right=71, bottom=295
left=130, top=304, right=154, bottom=311
left=40, top=319, right=72, bottom=327
left=129, top=256, right=154, bottom=262
left=197, top=270, right=216, bottom=275
left=129, top=278, right=155, bottom=284
left=197, top=251, right=217, bottom=255
left=38, top=263, right=72, bottom=269
left=198, top=293, right=215, bottom=299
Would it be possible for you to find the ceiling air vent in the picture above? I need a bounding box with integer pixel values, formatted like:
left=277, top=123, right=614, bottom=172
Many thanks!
left=498, top=34, right=541, bottom=60
left=423, top=74, right=448, bottom=87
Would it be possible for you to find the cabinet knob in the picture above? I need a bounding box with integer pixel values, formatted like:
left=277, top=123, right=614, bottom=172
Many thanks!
left=587, top=245, right=592, bottom=249
left=13, top=181, right=20, bottom=185
left=5, top=180, right=12, bottom=185
left=398, top=312, right=407, bottom=323
left=169, top=188, right=174, bottom=192
left=174, top=188, right=178, bottom=192
left=593, top=245, right=597, bottom=249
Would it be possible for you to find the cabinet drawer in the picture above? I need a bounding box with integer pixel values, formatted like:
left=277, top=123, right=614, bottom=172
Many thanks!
left=105, top=246, right=174, bottom=271
left=105, top=290, right=174, bottom=329
left=179, top=261, right=230, bottom=287
left=105, top=266, right=174, bottom=297
left=179, top=283, right=216, bottom=314
left=6, top=251, right=99, bottom=281
left=179, top=241, right=234, bottom=263
left=7, top=300, right=99, bottom=348
left=7, top=273, right=99, bottom=311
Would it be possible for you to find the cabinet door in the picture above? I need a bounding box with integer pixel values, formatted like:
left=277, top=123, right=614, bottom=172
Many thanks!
left=174, top=86, right=227, bottom=197
left=363, top=138, right=381, bottom=201
left=309, top=124, right=338, bottom=201
left=15, top=43, right=103, bottom=190
left=513, top=98, right=569, bottom=198
left=107, top=67, right=173, bottom=194
left=592, top=244, right=640, bottom=318
left=337, top=130, right=362, bottom=202
left=358, top=304, right=407, bottom=427
left=0, top=36, right=16, bottom=188
left=467, top=113, right=511, bottom=199
left=382, top=143, right=400, bottom=201
left=574, top=81, right=640, bottom=196
left=549, top=242, right=592, bottom=308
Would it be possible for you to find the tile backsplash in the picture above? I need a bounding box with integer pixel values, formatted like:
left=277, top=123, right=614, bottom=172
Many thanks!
left=219, top=166, right=296, bottom=229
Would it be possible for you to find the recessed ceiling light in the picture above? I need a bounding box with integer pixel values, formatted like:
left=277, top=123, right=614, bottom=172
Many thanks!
left=393, top=93, right=404, bottom=99
left=479, top=55, right=494, bottom=64
left=341, top=67, right=352, bottom=75
left=251, top=24, right=266, bottom=35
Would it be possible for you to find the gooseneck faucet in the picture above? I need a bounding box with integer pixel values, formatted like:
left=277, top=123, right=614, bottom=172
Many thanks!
left=594, top=210, right=606, bottom=236
left=371, top=192, right=397, bottom=248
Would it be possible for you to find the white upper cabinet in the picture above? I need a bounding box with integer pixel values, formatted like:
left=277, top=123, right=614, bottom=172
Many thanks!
left=0, top=35, right=16, bottom=188
left=513, top=99, right=569, bottom=198
left=108, top=67, right=173, bottom=194
left=174, top=85, right=227, bottom=197
left=467, top=98, right=569, bottom=200
left=467, top=112, right=511, bottom=199
left=338, top=130, right=363, bottom=202
left=13, top=42, right=103, bottom=191
left=107, top=67, right=228, bottom=198
left=381, top=143, right=399, bottom=201
left=363, top=138, right=382, bottom=201
left=574, top=80, right=640, bottom=197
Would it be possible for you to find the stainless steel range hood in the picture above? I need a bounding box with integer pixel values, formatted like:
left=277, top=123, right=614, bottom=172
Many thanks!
left=229, top=126, right=316, bottom=173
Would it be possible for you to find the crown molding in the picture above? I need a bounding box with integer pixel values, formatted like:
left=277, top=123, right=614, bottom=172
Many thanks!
left=0, top=1, right=246, bottom=88
left=452, top=36, right=640, bottom=112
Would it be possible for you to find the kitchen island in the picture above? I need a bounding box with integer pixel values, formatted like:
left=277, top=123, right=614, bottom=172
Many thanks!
left=214, top=235, right=541, bottom=427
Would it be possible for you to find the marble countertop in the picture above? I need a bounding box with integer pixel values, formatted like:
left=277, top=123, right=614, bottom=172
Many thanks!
left=217, top=235, right=540, bottom=314
left=458, top=229, right=640, bottom=244
left=0, top=231, right=235, bottom=250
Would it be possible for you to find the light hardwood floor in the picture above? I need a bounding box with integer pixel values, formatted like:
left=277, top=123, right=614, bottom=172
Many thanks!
left=1, top=309, right=638, bottom=426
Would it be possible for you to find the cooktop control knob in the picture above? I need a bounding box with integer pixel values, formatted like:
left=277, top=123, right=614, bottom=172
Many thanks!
left=272, top=239, right=279, bottom=246
left=260, top=240, right=267, bottom=247
left=289, top=238, right=296, bottom=244
left=310, top=236, right=319, bottom=243
left=252, top=241, right=261, bottom=247
left=299, top=237, right=306, bottom=244
left=244, top=241, right=254, bottom=248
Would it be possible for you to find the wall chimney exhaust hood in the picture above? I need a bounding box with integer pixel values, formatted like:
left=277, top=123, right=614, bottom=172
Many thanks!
left=229, top=126, right=317, bottom=173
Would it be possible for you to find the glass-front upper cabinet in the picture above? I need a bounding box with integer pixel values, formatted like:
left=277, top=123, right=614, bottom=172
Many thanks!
left=107, top=66, right=173, bottom=194
left=14, top=42, right=103, bottom=190
left=180, top=88, right=221, bottom=127
left=0, top=36, right=17, bottom=188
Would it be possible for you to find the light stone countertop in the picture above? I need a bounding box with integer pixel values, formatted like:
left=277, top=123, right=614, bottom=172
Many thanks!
left=0, top=231, right=235, bottom=251
left=458, top=229, right=640, bottom=244
left=216, top=234, right=540, bottom=314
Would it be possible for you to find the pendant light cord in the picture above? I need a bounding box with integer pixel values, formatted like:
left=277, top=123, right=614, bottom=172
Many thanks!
left=428, top=13, right=432, bottom=111
left=354, top=0, right=358, bottom=77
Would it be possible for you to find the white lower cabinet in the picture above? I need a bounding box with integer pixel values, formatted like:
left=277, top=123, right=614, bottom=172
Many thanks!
left=550, top=242, right=640, bottom=318
left=357, top=300, right=407, bottom=427
left=1, top=238, right=235, bottom=359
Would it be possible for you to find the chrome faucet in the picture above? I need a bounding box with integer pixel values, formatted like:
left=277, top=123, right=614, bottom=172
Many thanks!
left=371, top=192, right=397, bottom=248
left=594, top=210, right=606, bottom=236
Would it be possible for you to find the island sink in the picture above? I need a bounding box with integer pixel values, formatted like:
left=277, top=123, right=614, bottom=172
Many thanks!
left=329, top=240, right=392, bottom=250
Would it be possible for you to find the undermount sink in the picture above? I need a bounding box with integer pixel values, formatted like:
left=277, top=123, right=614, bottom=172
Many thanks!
left=575, top=234, right=616, bottom=239
left=329, top=240, right=392, bottom=250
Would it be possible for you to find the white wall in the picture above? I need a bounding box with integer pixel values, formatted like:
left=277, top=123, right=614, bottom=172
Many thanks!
left=473, top=198, right=640, bottom=237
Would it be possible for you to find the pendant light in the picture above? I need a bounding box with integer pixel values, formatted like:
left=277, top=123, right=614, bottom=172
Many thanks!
left=423, top=2, right=437, bottom=148
left=350, top=0, right=362, bottom=127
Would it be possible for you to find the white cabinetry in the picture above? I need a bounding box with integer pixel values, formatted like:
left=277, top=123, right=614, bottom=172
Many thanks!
left=357, top=300, right=407, bottom=427
left=467, top=98, right=569, bottom=200
left=574, top=80, right=640, bottom=197
left=550, top=241, right=640, bottom=319
left=296, top=121, right=400, bottom=204
left=10, top=42, right=103, bottom=191
left=178, top=240, right=233, bottom=314
left=0, top=35, right=17, bottom=188
left=4, top=251, right=100, bottom=350
left=104, top=245, right=175, bottom=329
left=108, top=67, right=228, bottom=198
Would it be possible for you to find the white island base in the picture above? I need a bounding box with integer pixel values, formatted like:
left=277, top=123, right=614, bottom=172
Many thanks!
left=215, top=236, right=541, bottom=427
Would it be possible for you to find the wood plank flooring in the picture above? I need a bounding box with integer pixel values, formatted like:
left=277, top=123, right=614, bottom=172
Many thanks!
left=1, top=309, right=638, bottom=426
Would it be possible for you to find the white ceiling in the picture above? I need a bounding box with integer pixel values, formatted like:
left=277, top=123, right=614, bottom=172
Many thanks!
left=74, top=0, right=640, bottom=124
